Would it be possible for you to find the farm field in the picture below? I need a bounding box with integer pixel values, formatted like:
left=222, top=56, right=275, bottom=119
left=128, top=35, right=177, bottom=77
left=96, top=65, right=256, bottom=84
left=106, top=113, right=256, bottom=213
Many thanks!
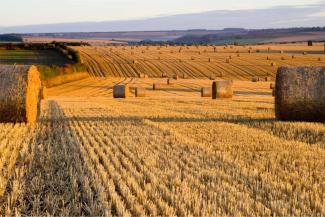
left=0, top=77, right=324, bottom=216
left=74, top=44, right=325, bottom=78
left=0, top=49, right=73, bottom=66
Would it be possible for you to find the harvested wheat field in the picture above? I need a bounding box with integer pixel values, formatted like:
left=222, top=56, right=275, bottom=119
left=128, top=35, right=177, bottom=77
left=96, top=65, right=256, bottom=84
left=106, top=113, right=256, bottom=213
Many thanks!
left=74, top=44, right=325, bottom=78
left=0, top=75, right=324, bottom=216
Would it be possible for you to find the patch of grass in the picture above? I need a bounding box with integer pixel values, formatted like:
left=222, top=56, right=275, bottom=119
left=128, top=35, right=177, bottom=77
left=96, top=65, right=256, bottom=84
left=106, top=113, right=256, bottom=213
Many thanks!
left=0, top=49, right=73, bottom=66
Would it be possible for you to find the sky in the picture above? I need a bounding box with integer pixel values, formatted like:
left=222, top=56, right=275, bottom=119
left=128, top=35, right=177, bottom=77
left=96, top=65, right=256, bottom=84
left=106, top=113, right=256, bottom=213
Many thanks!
left=0, top=0, right=323, bottom=26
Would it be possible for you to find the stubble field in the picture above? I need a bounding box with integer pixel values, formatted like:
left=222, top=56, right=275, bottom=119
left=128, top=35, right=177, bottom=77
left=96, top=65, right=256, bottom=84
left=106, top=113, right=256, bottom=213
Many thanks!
left=0, top=74, right=324, bottom=216
left=75, top=44, right=325, bottom=78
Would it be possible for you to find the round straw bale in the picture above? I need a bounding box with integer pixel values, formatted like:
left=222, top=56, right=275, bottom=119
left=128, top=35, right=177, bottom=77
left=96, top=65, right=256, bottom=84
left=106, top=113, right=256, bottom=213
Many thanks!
left=153, top=83, right=162, bottom=90
left=172, top=74, right=179, bottom=80
left=201, top=87, right=212, bottom=97
left=135, top=87, right=146, bottom=97
left=113, top=84, right=129, bottom=98
left=212, top=80, right=233, bottom=99
left=271, top=62, right=276, bottom=67
left=265, top=76, right=272, bottom=82
left=0, top=65, right=41, bottom=123
left=167, top=78, right=174, bottom=85
left=182, top=74, right=188, bottom=79
left=270, top=83, right=275, bottom=89
left=275, top=66, right=325, bottom=121
left=210, top=74, right=216, bottom=80
left=161, top=72, right=167, bottom=78
left=252, top=76, right=260, bottom=82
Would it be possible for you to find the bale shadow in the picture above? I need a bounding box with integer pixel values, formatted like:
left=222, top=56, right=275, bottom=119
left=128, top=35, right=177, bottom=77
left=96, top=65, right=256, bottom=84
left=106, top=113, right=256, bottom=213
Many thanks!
left=234, top=90, right=272, bottom=96
left=2, top=101, right=110, bottom=216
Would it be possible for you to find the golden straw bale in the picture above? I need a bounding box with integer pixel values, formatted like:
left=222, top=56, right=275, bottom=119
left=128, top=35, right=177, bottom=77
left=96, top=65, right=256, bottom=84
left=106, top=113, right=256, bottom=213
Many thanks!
left=172, top=74, right=179, bottom=80
left=275, top=66, right=325, bottom=121
left=113, top=84, right=129, bottom=98
left=153, top=83, right=162, bottom=90
left=270, top=83, right=275, bottom=89
left=0, top=65, right=41, bottom=123
left=135, top=87, right=146, bottom=97
left=201, top=87, right=212, bottom=97
left=212, top=80, right=233, bottom=99
left=252, top=76, right=260, bottom=82
left=167, top=78, right=174, bottom=85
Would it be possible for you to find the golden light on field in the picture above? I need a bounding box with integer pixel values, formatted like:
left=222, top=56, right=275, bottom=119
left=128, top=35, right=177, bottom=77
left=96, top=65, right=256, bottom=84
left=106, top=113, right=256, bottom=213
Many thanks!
left=0, top=42, right=324, bottom=216
left=0, top=75, right=324, bottom=216
left=74, top=43, right=325, bottom=79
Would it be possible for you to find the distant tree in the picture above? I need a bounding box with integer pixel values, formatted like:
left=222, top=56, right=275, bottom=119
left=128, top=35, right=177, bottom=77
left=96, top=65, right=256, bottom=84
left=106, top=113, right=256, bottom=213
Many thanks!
left=0, top=34, right=23, bottom=42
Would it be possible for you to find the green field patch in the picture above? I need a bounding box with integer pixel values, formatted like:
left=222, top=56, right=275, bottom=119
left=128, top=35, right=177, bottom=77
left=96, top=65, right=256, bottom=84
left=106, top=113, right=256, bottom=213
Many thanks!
left=0, top=49, right=73, bottom=66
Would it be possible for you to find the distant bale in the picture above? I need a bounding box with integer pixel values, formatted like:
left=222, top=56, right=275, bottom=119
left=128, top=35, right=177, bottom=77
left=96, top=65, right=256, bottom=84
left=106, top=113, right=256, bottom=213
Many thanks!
left=252, top=76, right=260, bottom=82
left=135, top=87, right=146, bottom=97
left=153, top=83, right=162, bottom=90
left=308, top=41, right=313, bottom=46
left=113, top=84, right=129, bottom=98
left=161, top=72, right=167, bottom=78
left=212, top=80, right=233, bottom=99
left=275, top=66, right=325, bottom=121
left=172, top=74, right=179, bottom=80
left=271, top=62, right=276, bottom=67
left=280, top=51, right=284, bottom=54
left=270, top=83, right=275, bottom=89
left=167, top=78, right=174, bottom=85
left=182, top=74, right=188, bottom=79
left=265, top=76, right=272, bottom=82
left=201, top=87, right=212, bottom=97
left=139, top=73, right=146, bottom=78
left=209, top=74, right=216, bottom=80
left=303, top=52, right=308, bottom=55
left=0, top=65, right=41, bottom=123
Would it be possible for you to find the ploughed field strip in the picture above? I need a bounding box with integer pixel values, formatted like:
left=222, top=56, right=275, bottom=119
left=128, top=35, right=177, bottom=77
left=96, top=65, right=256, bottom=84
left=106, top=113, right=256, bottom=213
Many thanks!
left=74, top=44, right=325, bottom=78
left=0, top=77, right=324, bottom=216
